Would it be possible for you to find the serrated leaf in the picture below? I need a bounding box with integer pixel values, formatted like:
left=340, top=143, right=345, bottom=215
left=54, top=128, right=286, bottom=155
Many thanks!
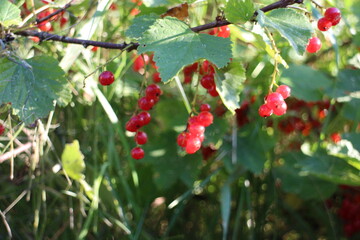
left=215, top=62, right=246, bottom=114
left=225, top=0, right=255, bottom=23
left=0, top=56, right=72, bottom=124
left=61, top=140, right=85, bottom=181
left=280, top=65, right=332, bottom=101
left=138, top=17, right=232, bottom=82
left=126, top=14, right=159, bottom=39
left=0, top=0, right=22, bottom=27
left=257, top=9, right=312, bottom=55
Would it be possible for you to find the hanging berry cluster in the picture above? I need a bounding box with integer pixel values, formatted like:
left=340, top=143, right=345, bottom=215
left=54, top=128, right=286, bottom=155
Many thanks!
left=125, top=84, right=162, bottom=160
left=177, top=104, right=214, bottom=154
left=306, top=7, right=341, bottom=53
left=337, top=186, right=360, bottom=237
left=258, top=85, right=291, bottom=117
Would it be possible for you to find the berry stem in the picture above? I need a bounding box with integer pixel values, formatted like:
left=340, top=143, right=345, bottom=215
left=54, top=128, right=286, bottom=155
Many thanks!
left=175, top=76, right=192, bottom=114
left=265, top=27, right=280, bottom=92
left=310, top=0, right=324, bottom=9
left=190, top=63, right=203, bottom=112
left=7, top=113, right=14, bottom=180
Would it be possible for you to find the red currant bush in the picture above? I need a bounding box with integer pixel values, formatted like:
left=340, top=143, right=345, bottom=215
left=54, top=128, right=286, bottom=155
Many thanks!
left=99, top=71, right=115, bottom=86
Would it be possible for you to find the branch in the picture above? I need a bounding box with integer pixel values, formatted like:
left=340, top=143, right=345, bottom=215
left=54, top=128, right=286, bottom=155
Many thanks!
left=14, top=0, right=303, bottom=51
left=36, top=2, right=73, bottom=25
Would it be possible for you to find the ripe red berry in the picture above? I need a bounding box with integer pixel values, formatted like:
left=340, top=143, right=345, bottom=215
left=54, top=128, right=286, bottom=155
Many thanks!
left=273, top=101, right=287, bottom=116
left=266, top=92, right=284, bottom=110
left=331, top=132, right=341, bottom=143
left=38, top=21, right=52, bottom=31
left=131, top=147, right=144, bottom=160
left=133, top=55, right=149, bottom=72
left=208, top=85, right=219, bottom=97
left=200, top=74, right=215, bottom=89
left=217, top=26, right=230, bottom=38
left=198, top=111, right=213, bottom=127
left=324, top=8, right=341, bottom=25
left=184, top=74, right=192, bottom=84
left=126, top=116, right=141, bottom=132
left=135, top=131, right=148, bottom=145
left=138, top=97, right=155, bottom=111
left=137, top=111, right=151, bottom=126
left=306, top=37, right=322, bottom=53
left=177, top=132, right=187, bottom=147
left=317, top=17, right=332, bottom=31
left=276, top=85, right=291, bottom=99
left=200, top=104, right=211, bottom=112
left=258, top=104, right=273, bottom=117
left=0, top=124, right=5, bottom=135
left=188, top=123, right=205, bottom=136
left=200, top=60, right=215, bottom=75
left=98, top=71, right=115, bottom=86
left=152, top=72, right=161, bottom=83
left=145, top=84, right=162, bottom=98
left=188, top=116, right=200, bottom=125
left=185, top=136, right=201, bottom=154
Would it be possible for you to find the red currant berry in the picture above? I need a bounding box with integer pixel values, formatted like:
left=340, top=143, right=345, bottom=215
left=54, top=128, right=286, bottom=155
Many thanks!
left=98, top=71, right=115, bottom=86
left=137, top=111, right=151, bottom=126
left=38, top=21, right=52, bottom=31
left=185, top=136, right=201, bottom=154
left=133, top=55, right=148, bottom=72
left=200, top=61, right=215, bottom=75
left=126, top=116, right=141, bottom=132
left=138, top=97, right=155, bottom=111
left=324, top=8, right=341, bottom=25
left=145, top=84, right=162, bottom=98
left=188, top=116, right=200, bottom=125
left=258, top=104, right=273, bottom=117
left=317, top=17, right=332, bottom=31
left=217, top=26, right=230, bottom=38
left=276, top=85, right=291, bottom=99
left=177, top=132, right=187, bottom=147
left=331, top=17, right=341, bottom=26
left=208, top=85, right=219, bottom=97
left=331, top=132, right=341, bottom=143
left=200, top=104, right=211, bottom=112
left=273, top=101, right=287, bottom=116
left=135, top=131, right=148, bottom=145
left=131, top=147, right=144, bottom=160
left=152, top=72, right=161, bottom=83
left=189, top=123, right=205, bottom=136
left=91, top=46, right=98, bottom=52
left=184, top=74, right=192, bottom=84
left=265, top=92, right=284, bottom=110
left=306, top=37, right=322, bottom=53
left=0, top=124, right=5, bottom=135
left=200, top=74, right=215, bottom=89
left=198, top=111, right=213, bottom=127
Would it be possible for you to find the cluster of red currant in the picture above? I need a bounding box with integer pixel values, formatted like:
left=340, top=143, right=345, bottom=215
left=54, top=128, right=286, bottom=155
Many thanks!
left=306, top=7, right=341, bottom=53
left=258, top=85, right=291, bottom=117
left=177, top=104, right=214, bottom=154
left=125, top=84, right=162, bottom=160
left=337, top=186, right=360, bottom=237
left=132, top=54, right=162, bottom=83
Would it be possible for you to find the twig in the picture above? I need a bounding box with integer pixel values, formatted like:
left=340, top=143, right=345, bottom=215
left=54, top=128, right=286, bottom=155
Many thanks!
left=0, top=210, right=12, bottom=239
left=36, top=2, right=73, bottom=25
left=14, top=0, right=304, bottom=51
left=0, top=142, right=32, bottom=163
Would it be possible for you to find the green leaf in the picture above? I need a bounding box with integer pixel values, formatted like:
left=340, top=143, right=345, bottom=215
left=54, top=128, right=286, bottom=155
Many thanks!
left=220, top=184, right=231, bottom=240
left=61, top=140, right=85, bottom=181
left=142, top=0, right=168, bottom=7
left=273, top=153, right=337, bottom=200
left=330, top=69, right=360, bottom=98
left=280, top=65, right=333, bottom=101
left=225, top=0, right=255, bottom=23
left=299, top=153, right=360, bottom=186
left=341, top=99, right=360, bottom=121
left=125, top=14, right=159, bottom=40
left=138, top=17, right=232, bottom=82
left=0, top=56, right=72, bottom=124
left=0, top=0, right=21, bottom=27
left=257, top=9, right=312, bottom=55
left=216, top=62, right=246, bottom=114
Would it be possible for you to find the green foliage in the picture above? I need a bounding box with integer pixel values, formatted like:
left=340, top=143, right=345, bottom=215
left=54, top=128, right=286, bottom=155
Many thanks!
left=126, top=14, right=158, bottom=39
left=224, top=0, right=255, bottom=23
left=0, top=56, right=71, bottom=124
left=138, top=17, right=232, bottom=82
left=216, top=62, right=246, bottom=114
left=61, top=140, right=85, bottom=181
left=280, top=64, right=332, bottom=101
left=257, top=9, right=313, bottom=55
left=0, top=0, right=21, bottom=27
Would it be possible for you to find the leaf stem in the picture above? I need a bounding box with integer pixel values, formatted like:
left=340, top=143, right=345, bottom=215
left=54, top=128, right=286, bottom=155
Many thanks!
left=174, top=76, right=192, bottom=114
left=265, top=27, right=280, bottom=92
